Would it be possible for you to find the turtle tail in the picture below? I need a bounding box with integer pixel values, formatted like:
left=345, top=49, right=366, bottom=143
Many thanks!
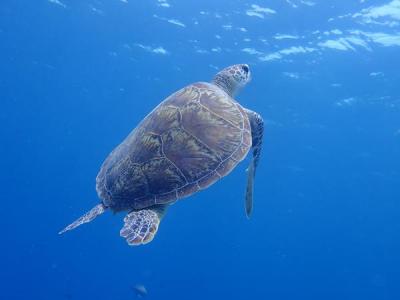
left=59, top=203, right=106, bottom=234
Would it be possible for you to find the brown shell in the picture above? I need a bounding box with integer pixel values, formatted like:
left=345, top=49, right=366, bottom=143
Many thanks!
left=96, top=82, right=251, bottom=211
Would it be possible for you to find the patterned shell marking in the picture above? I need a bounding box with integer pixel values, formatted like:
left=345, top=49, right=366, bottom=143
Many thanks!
left=96, top=82, right=252, bottom=211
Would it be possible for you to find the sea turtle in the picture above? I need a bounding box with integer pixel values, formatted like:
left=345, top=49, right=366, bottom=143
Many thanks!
left=59, top=64, right=264, bottom=246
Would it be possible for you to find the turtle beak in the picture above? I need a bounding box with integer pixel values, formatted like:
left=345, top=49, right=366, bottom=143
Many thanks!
left=246, top=66, right=252, bottom=83
left=242, top=64, right=251, bottom=82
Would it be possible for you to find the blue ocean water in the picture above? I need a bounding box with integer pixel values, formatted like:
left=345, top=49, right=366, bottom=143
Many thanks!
left=1, top=0, right=400, bottom=299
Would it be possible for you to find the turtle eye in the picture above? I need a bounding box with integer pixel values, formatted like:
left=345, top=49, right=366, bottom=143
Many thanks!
left=242, top=65, right=249, bottom=74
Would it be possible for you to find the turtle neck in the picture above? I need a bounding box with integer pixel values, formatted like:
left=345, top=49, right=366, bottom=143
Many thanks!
left=212, top=74, right=236, bottom=97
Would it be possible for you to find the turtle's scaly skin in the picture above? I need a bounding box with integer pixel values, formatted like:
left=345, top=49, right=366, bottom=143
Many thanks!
left=96, top=82, right=252, bottom=212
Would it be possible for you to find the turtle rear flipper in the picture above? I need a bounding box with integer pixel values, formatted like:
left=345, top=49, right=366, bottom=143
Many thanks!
left=59, top=203, right=106, bottom=234
left=120, top=205, right=168, bottom=246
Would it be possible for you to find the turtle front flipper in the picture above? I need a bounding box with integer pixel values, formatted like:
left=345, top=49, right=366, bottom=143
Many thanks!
left=59, top=203, right=107, bottom=234
left=245, top=109, right=264, bottom=218
left=245, top=158, right=256, bottom=217
left=120, top=205, right=168, bottom=246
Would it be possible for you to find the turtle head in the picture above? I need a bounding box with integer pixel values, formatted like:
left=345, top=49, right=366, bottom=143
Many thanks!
left=212, top=64, right=251, bottom=97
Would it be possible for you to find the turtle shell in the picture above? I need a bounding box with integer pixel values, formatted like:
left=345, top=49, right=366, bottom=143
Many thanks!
left=96, top=82, right=252, bottom=211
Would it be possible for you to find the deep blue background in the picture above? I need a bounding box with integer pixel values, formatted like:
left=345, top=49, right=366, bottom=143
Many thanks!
left=1, top=1, right=399, bottom=299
